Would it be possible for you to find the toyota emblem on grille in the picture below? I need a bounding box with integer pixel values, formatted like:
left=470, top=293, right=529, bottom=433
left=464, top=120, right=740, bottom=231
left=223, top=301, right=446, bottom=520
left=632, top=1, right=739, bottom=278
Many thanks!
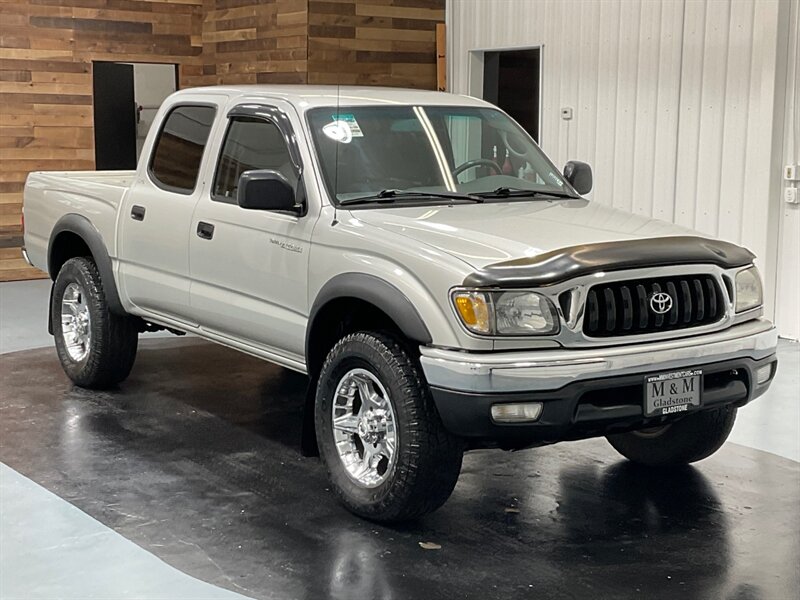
left=649, top=292, right=673, bottom=314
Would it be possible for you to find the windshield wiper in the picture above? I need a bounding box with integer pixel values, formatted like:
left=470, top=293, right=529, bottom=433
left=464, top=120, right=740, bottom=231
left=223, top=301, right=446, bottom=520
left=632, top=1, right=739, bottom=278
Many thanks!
left=473, top=187, right=579, bottom=200
left=340, top=189, right=484, bottom=206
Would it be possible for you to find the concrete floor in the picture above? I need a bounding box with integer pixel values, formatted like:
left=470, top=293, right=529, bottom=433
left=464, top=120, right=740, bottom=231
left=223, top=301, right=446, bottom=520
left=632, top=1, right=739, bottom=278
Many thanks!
left=1, top=281, right=249, bottom=600
left=1, top=463, right=249, bottom=600
left=0, top=279, right=173, bottom=354
left=1, top=279, right=798, bottom=599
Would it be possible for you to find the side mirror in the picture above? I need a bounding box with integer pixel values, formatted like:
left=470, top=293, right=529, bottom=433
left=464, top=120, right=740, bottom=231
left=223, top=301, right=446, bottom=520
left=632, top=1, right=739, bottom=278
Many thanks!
left=237, top=170, right=298, bottom=213
left=563, top=161, right=592, bottom=195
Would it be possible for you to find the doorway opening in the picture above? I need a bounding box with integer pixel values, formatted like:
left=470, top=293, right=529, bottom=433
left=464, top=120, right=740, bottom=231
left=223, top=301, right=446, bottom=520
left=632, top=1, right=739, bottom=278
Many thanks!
left=92, top=62, right=178, bottom=170
left=482, top=48, right=541, bottom=142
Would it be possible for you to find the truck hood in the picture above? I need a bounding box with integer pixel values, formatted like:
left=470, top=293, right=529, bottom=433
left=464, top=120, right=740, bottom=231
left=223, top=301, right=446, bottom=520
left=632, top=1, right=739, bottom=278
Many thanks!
left=349, top=198, right=698, bottom=270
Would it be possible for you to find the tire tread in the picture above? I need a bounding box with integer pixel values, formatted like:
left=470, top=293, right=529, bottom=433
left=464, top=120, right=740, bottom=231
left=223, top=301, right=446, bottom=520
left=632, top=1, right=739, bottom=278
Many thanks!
left=53, top=257, right=138, bottom=389
left=607, top=406, right=737, bottom=467
left=316, top=331, right=463, bottom=521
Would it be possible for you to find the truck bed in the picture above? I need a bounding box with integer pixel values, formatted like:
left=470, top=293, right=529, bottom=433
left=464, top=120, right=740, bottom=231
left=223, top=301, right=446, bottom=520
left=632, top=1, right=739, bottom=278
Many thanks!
left=22, top=170, right=136, bottom=275
left=25, top=170, right=136, bottom=193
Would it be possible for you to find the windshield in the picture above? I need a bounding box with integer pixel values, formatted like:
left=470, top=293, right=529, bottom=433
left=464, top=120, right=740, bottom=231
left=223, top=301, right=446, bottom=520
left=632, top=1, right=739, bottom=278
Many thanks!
left=306, top=105, right=573, bottom=204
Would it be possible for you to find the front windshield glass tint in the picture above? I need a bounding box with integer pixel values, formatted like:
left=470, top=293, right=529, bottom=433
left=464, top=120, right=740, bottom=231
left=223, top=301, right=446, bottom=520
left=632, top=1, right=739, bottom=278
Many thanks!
left=307, top=105, right=569, bottom=203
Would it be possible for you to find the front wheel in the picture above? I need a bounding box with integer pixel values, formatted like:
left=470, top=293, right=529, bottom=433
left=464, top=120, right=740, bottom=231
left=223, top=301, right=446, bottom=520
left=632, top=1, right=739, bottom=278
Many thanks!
left=52, top=257, right=139, bottom=389
left=606, top=406, right=737, bottom=467
left=315, top=331, right=464, bottom=521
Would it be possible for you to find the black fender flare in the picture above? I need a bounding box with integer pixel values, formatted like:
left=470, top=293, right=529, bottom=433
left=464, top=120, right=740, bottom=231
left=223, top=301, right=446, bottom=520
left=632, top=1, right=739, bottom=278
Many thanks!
left=48, top=213, right=125, bottom=315
left=301, top=273, right=432, bottom=456
left=301, top=273, right=433, bottom=457
left=306, top=273, right=433, bottom=358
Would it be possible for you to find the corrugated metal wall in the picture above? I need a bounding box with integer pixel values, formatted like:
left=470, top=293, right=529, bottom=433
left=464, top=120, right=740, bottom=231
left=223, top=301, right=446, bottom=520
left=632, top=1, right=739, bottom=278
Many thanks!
left=776, top=0, right=800, bottom=339
left=447, top=0, right=792, bottom=327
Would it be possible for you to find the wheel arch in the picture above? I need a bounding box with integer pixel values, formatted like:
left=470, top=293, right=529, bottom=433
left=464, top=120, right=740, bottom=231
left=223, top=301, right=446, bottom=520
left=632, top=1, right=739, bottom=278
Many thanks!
left=48, top=214, right=125, bottom=316
left=301, top=278, right=433, bottom=458
left=305, top=274, right=432, bottom=378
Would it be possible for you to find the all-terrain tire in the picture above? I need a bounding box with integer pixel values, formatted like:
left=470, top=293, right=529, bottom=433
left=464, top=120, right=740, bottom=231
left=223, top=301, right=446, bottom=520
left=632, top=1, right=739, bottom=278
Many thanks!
left=315, top=331, right=464, bottom=521
left=606, top=407, right=737, bottom=467
left=52, top=257, right=138, bottom=389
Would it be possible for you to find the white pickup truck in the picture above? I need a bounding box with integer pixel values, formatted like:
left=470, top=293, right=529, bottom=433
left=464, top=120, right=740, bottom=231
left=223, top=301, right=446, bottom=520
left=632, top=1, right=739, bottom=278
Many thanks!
left=23, top=85, right=778, bottom=521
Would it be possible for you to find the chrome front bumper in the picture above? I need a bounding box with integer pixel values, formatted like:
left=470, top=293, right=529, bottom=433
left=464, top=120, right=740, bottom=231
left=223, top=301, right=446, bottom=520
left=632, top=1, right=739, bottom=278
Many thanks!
left=420, top=319, right=778, bottom=394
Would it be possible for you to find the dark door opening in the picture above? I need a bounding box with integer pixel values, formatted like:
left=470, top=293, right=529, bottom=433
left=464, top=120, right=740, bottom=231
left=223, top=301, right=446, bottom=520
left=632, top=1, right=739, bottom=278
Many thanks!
left=92, top=62, right=137, bottom=170
left=482, top=48, right=541, bottom=142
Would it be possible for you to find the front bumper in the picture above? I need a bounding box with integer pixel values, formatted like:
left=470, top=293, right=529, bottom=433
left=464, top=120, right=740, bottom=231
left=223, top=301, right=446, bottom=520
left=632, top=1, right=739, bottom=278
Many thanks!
left=420, top=319, right=778, bottom=448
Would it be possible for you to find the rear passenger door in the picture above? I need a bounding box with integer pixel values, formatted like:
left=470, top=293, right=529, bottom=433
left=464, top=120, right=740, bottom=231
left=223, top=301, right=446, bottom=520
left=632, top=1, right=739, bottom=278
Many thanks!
left=188, top=102, right=315, bottom=362
left=119, top=98, right=223, bottom=324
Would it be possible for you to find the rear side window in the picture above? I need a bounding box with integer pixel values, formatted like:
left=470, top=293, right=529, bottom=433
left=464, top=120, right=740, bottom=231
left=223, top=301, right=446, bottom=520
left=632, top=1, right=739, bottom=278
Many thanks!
left=150, top=105, right=216, bottom=193
left=212, top=117, right=297, bottom=203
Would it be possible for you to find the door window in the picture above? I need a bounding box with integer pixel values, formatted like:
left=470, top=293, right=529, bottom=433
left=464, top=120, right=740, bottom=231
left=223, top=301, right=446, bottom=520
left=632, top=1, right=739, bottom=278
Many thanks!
left=149, top=105, right=216, bottom=194
left=212, top=117, right=297, bottom=203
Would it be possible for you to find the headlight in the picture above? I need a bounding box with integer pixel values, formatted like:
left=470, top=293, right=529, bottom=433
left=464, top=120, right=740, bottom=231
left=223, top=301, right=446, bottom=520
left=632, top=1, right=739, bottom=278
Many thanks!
left=452, top=290, right=559, bottom=336
left=735, top=266, right=763, bottom=313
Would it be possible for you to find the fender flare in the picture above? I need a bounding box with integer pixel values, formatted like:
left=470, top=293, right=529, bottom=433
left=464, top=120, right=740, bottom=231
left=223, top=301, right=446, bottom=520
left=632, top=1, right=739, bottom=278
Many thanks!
left=306, top=273, right=433, bottom=357
left=48, top=213, right=125, bottom=315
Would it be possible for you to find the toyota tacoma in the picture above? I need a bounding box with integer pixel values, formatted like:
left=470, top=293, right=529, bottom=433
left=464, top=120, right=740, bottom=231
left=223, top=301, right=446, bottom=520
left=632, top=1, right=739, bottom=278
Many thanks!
left=22, top=86, right=778, bottom=521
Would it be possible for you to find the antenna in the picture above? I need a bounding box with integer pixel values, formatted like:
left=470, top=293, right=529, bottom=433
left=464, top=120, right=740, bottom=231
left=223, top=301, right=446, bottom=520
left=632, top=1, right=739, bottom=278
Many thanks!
left=332, top=79, right=340, bottom=225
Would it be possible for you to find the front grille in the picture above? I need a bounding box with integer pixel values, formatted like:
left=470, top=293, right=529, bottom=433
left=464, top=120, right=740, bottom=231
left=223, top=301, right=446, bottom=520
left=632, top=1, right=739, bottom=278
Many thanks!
left=581, top=274, right=725, bottom=338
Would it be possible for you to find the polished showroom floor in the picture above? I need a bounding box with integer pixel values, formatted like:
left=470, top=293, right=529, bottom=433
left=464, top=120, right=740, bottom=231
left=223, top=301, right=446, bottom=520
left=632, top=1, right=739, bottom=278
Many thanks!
left=1, top=280, right=798, bottom=600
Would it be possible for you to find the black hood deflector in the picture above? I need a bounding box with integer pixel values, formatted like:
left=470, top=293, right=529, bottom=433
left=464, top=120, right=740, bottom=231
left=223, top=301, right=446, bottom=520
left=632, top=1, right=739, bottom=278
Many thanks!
left=462, top=236, right=754, bottom=288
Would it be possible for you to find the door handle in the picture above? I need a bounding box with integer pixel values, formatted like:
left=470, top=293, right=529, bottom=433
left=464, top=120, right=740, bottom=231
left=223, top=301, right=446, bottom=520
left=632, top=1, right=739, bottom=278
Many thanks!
left=196, top=221, right=215, bottom=240
left=130, top=205, right=145, bottom=221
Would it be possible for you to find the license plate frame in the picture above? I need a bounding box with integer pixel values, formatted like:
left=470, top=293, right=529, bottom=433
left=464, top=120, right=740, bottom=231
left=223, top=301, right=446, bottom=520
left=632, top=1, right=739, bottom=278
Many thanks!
left=644, top=369, right=702, bottom=417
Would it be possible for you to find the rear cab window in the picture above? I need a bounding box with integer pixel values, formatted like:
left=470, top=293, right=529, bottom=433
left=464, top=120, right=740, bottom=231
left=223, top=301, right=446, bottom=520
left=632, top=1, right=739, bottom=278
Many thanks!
left=149, top=105, right=217, bottom=194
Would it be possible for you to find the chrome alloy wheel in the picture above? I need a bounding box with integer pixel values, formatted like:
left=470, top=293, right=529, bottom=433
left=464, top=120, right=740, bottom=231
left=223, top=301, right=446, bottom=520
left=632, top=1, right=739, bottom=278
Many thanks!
left=61, top=282, right=91, bottom=362
left=332, top=368, right=397, bottom=488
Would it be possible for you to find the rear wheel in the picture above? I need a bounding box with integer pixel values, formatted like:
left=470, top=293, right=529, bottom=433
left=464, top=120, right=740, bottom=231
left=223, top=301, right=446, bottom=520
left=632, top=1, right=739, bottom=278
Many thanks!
left=315, top=331, right=464, bottom=521
left=606, top=407, right=737, bottom=466
left=52, top=257, right=138, bottom=389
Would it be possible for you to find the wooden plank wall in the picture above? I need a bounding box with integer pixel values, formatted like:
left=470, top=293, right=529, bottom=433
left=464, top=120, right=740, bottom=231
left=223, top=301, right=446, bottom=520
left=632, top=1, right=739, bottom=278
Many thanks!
left=0, top=0, right=204, bottom=281
left=191, top=0, right=309, bottom=86
left=0, top=0, right=444, bottom=282
left=194, top=0, right=446, bottom=90
left=436, top=22, right=445, bottom=91
left=307, top=0, right=444, bottom=88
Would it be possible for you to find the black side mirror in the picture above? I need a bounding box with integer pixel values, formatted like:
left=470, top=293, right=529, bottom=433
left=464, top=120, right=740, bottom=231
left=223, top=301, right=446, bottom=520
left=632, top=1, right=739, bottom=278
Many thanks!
left=563, top=161, right=593, bottom=195
left=237, top=170, right=298, bottom=213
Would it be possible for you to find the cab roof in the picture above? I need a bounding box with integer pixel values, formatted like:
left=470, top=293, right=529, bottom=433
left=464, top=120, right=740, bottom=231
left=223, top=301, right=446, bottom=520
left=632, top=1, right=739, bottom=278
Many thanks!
left=177, top=85, right=493, bottom=111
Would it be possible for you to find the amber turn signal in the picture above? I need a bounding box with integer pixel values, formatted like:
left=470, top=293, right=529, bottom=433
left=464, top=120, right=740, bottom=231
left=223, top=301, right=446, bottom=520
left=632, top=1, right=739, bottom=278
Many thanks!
left=453, top=292, right=491, bottom=334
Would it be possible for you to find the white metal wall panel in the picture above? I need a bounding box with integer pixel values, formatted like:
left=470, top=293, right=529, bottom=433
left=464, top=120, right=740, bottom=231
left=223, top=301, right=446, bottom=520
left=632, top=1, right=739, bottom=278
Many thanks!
left=651, top=1, right=685, bottom=222
left=447, top=0, right=788, bottom=325
left=593, top=0, right=623, bottom=208
left=776, top=0, right=800, bottom=339
left=716, top=0, right=755, bottom=243
left=448, top=0, right=686, bottom=217
left=738, top=0, right=785, bottom=321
